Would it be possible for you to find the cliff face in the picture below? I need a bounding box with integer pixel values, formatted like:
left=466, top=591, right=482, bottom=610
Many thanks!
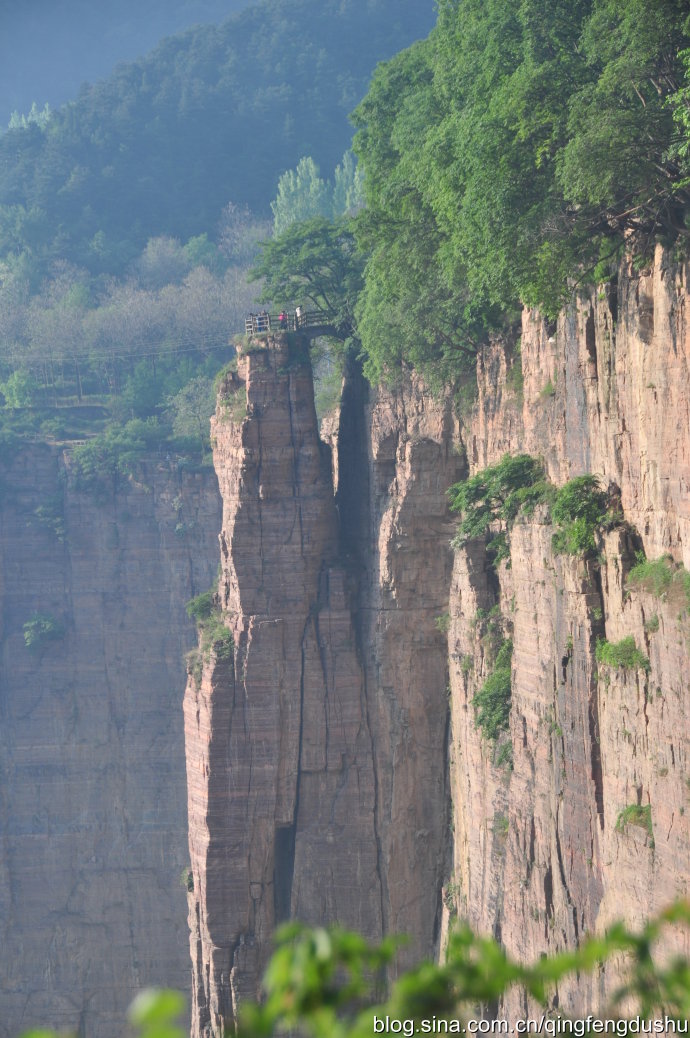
left=184, top=340, right=382, bottom=1036
left=0, top=447, right=220, bottom=1038
left=448, top=245, right=690, bottom=1012
left=474, top=247, right=689, bottom=564
left=184, top=341, right=463, bottom=1034
left=348, top=371, right=464, bottom=965
left=187, top=245, right=690, bottom=1030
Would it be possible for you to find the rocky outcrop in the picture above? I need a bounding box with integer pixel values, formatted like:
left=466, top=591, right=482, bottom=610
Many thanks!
left=0, top=447, right=221, bottom=1038
left=186, top=245, right=690, bottom=1030
left=476, top=246, right=690, bottom=564
left=447, top=245, right=690, bottom=1014
left=184, top=339, right=382, bottom=1036
left=184, top=340, right=464, bottom=1033
left=347, top=368, right=464, bottom=968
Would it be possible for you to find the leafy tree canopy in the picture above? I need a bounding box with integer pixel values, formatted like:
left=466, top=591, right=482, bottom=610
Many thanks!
left=272, top=158, right=332, bottom=236
left=558, top=0, right=690, bottom=250
left=166, top=375, right=215, bottom=454
left=448, top=454, right=549, bottom=544
left=272, top=153, right=364, bottom=235
left=249, top=217, right=364, bottom=343
left=352, top=0, right=690, bottom=382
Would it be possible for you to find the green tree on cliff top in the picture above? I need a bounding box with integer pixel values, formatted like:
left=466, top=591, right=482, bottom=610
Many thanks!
left=249, top=216, right=364, bottom=344
left=351, top=0, right=690, bottom=382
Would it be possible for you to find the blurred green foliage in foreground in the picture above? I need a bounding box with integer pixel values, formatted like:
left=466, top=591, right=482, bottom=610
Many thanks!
left=18, top=904, right=690, bottom=1036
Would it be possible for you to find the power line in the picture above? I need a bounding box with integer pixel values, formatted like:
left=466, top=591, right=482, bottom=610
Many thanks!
left=2, top=328, right=243, bottom=366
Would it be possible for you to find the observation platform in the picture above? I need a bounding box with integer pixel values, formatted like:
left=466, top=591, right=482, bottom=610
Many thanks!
left=244, top=309, right=339, bottom=340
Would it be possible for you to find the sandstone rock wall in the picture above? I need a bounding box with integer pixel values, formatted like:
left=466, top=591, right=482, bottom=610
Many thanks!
left=447, top=245, right=690, bottom=1014
left=0, top=446, right=220, bottom=1038
left=186, top=246, right=690, bottom=1030
left=184, top=340, right=382, bottom=1036
left=348, top=369, right=464, bottom=968
left=184, top=341, right=465, bottom=1034
left=475, top=246, right=690, bottom=564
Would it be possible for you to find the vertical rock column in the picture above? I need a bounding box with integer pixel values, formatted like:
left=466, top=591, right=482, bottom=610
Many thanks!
left=184, top=336, right=382, bottom=1037
left=340, top=369, right=464, bottom=968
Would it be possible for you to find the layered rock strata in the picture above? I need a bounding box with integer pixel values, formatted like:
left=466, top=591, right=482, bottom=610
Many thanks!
left=348, top=369, right=464, bottom=968
left=0, top=446, right=220, bottom=1038
left=184, top=338, right=382, bottom=1035
left=187, top=246, right=690, bottom=1029
left=184, top=340, right=463, bottom=1033
left=447, top=245, right=690, bottom=1014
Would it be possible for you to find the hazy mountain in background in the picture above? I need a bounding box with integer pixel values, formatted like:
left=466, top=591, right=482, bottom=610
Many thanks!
left=0, top=0, right=435, bottom=279
left=0, top=0, right=253, bottom=126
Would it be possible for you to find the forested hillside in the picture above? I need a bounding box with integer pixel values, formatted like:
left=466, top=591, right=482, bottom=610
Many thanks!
left=0, top=0, right=433, bottom=474
left=0, top=0, right=252, bottom=125
left=0, top=0, right=434, bottom=279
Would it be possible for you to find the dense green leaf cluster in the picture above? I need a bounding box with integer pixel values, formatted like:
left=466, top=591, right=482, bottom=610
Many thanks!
left=627, top=553, right=690, bottom=610
left=185, top=591, right=215, bottom=623
left=472, top=638, right=513, bottom=742
left=615, top=803, right=654, bottom=841
left=596, top=635, right=650, bottom=672
left=352, top=0, right=690, bottom=381
left=186, top=588, right=234, bottom=662
left=449, top=458, right=615, bottom=565
left=550, top=474, right=610, bottom=555
left=271, top=153, right=364, bottom=235
left=249, top=217, right=364, bottom=344
left=448, top=454, right=550, bottom=547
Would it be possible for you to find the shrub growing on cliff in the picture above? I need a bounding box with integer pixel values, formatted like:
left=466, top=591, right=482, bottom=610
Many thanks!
left=596, top=636, right=650, bottom=672
left=450, top=460, right=619, bottom=569
left=186, top=589, right=234, bottom=662
left=616, top=804, right=654, bottom=847
left=33, top=495, right=66, bottom=541
left=23, top=612, right=64, bottom=653
left=186, top=591, right=214, bottom=623
left=551, top=475, right=610, bottom=556
left=627, top=553, right=690, bottom=611
left=449, top=454, right=551, bottom=564
left=185, top=649, right=203, bottom=689
left=628, top=555, right=675, bottom=597
left=472, top=638, right=513, bottom=742
left=180, top=866, right=194, bottom=893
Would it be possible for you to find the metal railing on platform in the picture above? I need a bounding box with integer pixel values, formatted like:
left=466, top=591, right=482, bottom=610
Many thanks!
left=244, top=310, right=336, bottom=335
